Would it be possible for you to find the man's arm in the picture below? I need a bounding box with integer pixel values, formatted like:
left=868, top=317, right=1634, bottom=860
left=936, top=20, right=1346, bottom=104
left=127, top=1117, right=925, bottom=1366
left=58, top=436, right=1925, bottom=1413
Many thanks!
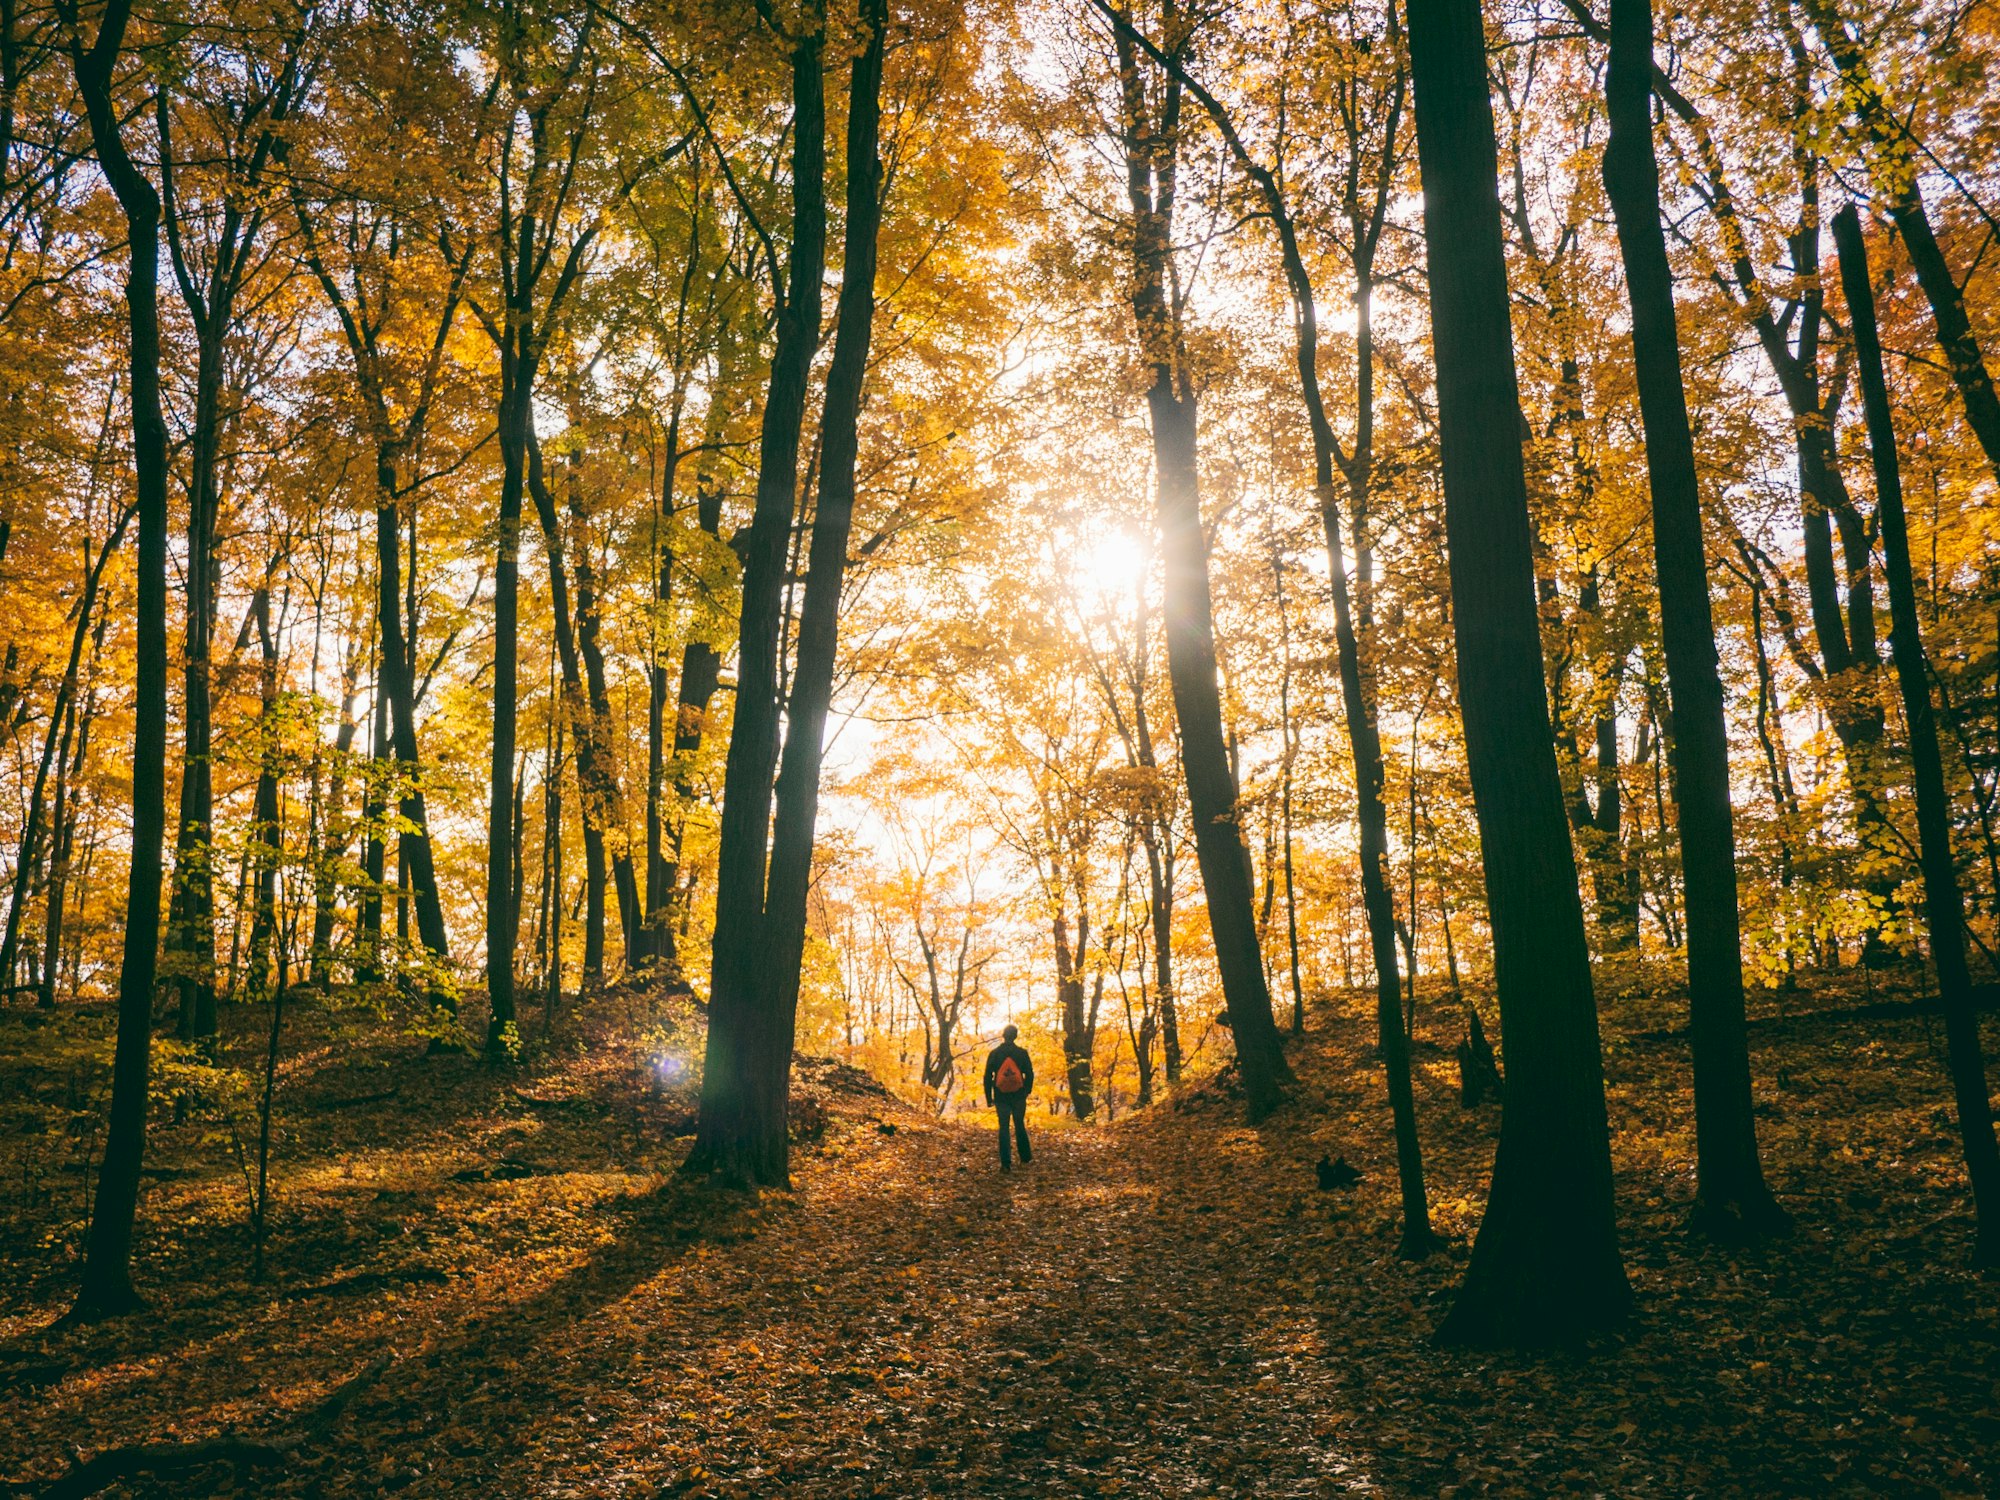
left=1021, top=1049, right=1034, bottom=1094
left=982, top=1050, right=997, bottom=1105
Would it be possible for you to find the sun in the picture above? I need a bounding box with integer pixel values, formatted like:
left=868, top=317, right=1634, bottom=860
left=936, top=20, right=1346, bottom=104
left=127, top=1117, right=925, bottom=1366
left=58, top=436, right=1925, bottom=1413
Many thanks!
left=1071, top=526, right=1148, bottom=605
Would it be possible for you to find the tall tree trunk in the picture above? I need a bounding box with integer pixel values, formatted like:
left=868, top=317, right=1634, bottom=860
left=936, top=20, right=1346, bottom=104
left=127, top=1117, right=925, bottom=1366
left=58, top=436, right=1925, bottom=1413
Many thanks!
left=512, top=749, right=527, bottom=962
left=1111, top=8, right=1289, bottom=1117
left=287, top=199, right=463, bottom=992
left=1569, top=0, right=1894, bottom=918
left=374, top=464, right=452, bottom=986
left=567, top=436, right=643, bottom=969
left=309, top=643, right=362, bottom=985
left=1056, top=910, right=1096, bottom=1120
left=70, top=0, right=171, bottom=1319
left=40, top=664, right=97, bottom=1009
left=357, top=621, right=388, bottom=983
left=1574, top=570, right=1638, bottom=951
left=154, top=33, right=298, bottom=1034
left=543, top=701, right=566, bottom=1023
left=724, top=0, right=887, bottom=1184
left=13, top=693, right=73, bottom=994
left=165, top=329, right=222, bottom=1044
left=487, top=368, right=531, bottom=1052
left=1744, top=577, right=1800, bottom=926
left=1274, top=548, right=1304, bottom=1035
left=1143, top=825, right=1180, bottom=1082
left=1408, top=0, right=1630, bottom=1345
left=522, top=431, right=617, bottom=983
left=644, top=392, right=689, bottom=966
left=1834, top=205, right=2000, bottom=1265
left=1146, top=379, right=1291, bottom=1115
left=686, top=16, right=829, bottom=1187
left=1603, top=0, right=1785, bottom=1238
left=1108, top=3, right=1425, bottom=1222
left=1107, top=583, right=1179, bottom=1082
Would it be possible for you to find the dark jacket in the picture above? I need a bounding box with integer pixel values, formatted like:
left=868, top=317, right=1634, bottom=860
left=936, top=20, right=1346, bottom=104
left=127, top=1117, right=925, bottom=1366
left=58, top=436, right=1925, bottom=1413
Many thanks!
left=983, top=1041, right=1034, bottom=1105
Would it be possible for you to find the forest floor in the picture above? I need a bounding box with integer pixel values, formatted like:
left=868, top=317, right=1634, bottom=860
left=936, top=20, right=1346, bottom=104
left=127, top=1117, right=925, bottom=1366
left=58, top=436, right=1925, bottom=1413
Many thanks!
left=1, top=963, right=1998, bottom=1498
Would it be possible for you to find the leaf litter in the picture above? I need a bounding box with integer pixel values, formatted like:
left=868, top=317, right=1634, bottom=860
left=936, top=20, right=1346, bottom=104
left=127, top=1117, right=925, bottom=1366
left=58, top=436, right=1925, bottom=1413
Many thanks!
left=1, top=963, right=1996, bottom=1497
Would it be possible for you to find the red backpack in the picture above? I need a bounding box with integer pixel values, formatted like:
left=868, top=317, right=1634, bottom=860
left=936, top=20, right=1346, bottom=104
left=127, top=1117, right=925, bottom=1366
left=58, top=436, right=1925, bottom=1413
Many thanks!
left=995, top=1055, right=1026, bottom=1095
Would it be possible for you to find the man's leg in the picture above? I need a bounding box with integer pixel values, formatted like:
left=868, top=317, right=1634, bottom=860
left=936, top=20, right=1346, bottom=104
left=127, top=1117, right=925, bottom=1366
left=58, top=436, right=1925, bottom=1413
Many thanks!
left=1012, top=1098, right=1032, bottom=1165
left=997, top=1102, right=1012, bottom=1171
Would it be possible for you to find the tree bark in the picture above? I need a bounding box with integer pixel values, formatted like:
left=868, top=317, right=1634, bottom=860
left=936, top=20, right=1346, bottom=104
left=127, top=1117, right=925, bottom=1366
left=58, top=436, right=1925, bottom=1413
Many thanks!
left=686, top=15, right=830, bottom=1187
left=487, top=364, right=530, bottom=1051
left=1602, top=0, right=1785, bottom=1238
left=1833, top=204, right=2000, bottom=1265
left=1111, top=6, right=1290, bottom=1118
left=523, top=428, right=636, bottom=982
left=1407, top=0, right=1630, bottom=1345
left=373, top=469, right=452, bottom=984
left=69, top=0, right=172, bottom=1320
left=728, top=0, right=887, bottom=1183
left=1107, top=0, right=1424, bottom=1222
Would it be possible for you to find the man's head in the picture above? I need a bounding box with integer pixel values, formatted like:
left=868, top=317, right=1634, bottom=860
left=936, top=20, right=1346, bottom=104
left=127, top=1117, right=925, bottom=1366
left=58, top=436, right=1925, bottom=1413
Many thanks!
left=1003, top=1024, right=1019, bottom=1043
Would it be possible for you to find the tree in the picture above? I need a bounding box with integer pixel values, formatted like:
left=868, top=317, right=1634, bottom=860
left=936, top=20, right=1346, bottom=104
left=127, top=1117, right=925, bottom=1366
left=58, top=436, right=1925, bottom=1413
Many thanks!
left=1600, top=0, right=1784, bottom=1238
left=631, top=170, right=754, bottom=972
left=1103, top=0, right=1437, bottom=1250
left=1833, top=203, right=2000, bottom=1266
left=284, top=15, right=482, bottom=997
left=1566, top=0, right=1895, bottom=929
left=690, top=0, right=889, bottom=1185
left=156, top=13, right=309, bottom=1045
left=1406, top=0, right=1630, bottom=1345
left=63, top=0, right=172, bottom=1320
left=451, top=0, right=645, bottom=1046
left=1101, top=2, right=1290, bottom=1119
left=870, top=789, right=996, bottom=1113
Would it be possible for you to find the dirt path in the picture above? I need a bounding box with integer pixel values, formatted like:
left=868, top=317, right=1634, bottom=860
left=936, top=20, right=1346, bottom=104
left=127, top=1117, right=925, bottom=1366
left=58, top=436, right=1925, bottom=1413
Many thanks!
left=387, top=1112, right=1370, bottom=1499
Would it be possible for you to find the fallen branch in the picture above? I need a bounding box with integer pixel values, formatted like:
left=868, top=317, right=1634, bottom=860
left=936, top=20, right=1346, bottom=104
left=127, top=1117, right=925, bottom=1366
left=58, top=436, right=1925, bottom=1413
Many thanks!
left=16, top=1351, right=393, bottom=1500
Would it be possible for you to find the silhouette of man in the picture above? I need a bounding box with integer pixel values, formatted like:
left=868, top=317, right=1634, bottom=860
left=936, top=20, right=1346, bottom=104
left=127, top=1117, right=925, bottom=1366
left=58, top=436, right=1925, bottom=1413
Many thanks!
left=983, top=1024, right=1035, bottom=1172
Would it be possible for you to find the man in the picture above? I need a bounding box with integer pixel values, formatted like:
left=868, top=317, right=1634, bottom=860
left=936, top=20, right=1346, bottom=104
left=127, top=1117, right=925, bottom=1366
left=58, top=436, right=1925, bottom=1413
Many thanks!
left=982, top=1024, right=1035, bottom=1172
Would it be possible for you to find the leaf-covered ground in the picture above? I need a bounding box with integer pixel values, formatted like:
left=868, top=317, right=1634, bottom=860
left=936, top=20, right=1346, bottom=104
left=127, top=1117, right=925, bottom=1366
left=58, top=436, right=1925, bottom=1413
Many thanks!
left=2, top=966, right=1998, bottom=1497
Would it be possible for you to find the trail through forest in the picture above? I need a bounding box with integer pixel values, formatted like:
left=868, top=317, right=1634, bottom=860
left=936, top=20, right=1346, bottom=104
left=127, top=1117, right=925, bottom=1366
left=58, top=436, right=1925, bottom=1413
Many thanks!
left=480, top=1117, right=1364, bottom=1498
left=5, top=973, right=1998, bottom=1497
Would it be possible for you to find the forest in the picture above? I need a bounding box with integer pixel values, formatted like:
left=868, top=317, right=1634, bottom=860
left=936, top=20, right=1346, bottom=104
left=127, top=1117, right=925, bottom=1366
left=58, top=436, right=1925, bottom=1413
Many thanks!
left=1, top=0, right=1998, bottom=1491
